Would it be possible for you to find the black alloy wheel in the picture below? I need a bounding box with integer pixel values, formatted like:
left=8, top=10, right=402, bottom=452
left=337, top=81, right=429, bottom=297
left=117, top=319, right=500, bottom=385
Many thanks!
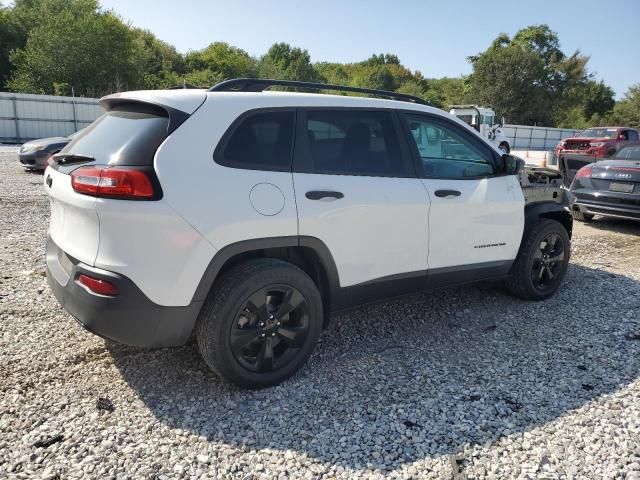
left=505, top=219, right=571, bottom=300
left=196, top=258, right=323, bottom=389
left=531, top=233, right=565, bottom=293
left=230, top=285, right=310, bottom=373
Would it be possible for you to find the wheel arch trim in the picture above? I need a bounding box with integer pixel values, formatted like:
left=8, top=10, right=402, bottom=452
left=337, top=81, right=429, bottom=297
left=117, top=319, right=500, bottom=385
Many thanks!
left=524, top=202, right=573, bottom=239
left=190, top=236, right=341, bottom=303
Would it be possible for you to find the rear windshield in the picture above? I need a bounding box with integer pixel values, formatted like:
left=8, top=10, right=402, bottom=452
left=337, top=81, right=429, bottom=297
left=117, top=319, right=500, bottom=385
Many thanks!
left=61, top=104, right=169, bottom=166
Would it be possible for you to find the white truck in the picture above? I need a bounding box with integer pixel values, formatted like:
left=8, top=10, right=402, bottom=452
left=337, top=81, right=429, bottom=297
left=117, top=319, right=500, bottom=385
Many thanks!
left=449, top=105, right=511, bottom=153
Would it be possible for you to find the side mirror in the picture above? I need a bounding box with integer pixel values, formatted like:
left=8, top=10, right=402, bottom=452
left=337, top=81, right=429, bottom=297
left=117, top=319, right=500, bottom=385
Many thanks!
left=502, top=154, right=524, bottom=175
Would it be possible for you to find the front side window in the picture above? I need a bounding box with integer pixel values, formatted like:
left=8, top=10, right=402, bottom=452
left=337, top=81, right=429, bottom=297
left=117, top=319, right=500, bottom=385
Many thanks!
left=305, top=110, right=405, bottom=176
left=218, top=110, right=294, bottom=171
left=402, top=114, right=495, bottom=178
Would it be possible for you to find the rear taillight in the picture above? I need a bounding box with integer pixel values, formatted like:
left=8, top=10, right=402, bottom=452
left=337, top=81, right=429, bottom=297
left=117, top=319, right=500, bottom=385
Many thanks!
left=575, top=165, right=593, bottom=178
left=77, top=274, right=119, bottom=296
left=71, top=166, right=154, bottom=199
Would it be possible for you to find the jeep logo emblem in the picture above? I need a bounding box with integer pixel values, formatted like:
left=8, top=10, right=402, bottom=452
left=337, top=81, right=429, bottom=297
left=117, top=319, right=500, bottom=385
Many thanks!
left=614, top=173, right=631, bottom=179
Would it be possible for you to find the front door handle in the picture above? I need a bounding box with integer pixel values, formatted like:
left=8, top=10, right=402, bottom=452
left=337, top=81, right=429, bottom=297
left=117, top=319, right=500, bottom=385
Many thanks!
left=305, top=190, right=344, bottom=200
left=434, top=189, right=461, bottom=198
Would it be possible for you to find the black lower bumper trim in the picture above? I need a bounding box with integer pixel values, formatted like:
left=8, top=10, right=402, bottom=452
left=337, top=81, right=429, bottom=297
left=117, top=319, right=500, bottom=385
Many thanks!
left=573, top=202, right=640, bottom=220
left=46, top=236, right=203, bottom=347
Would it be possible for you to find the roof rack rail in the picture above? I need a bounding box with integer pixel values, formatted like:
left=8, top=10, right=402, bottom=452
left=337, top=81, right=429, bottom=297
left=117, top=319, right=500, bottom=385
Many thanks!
left=208, top=78, right=430, bottom=106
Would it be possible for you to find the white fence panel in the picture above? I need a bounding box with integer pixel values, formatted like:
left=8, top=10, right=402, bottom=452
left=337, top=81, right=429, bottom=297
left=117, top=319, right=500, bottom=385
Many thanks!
left=502, top=125, right=582, bottom=151
left=0, top=92, right=104, bottom=144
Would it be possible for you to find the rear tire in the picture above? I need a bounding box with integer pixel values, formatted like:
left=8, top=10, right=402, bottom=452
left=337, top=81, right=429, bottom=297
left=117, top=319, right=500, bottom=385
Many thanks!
left=506, top=219, right=570, bottom=301
left=572, top=210, right=594, bottom=222
left=196, top=258, right=323, bottom=389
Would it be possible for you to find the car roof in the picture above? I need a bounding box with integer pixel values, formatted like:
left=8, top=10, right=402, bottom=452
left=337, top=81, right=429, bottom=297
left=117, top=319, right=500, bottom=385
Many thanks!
left=102, top=88, right=446, bottom=116
left=100, top=88, right=495, bottom=150
left=206, top=90, right=444, bottom=113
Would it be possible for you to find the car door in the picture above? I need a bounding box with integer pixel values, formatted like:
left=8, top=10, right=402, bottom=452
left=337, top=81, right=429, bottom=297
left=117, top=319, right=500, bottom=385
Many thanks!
left=399, top=112, right=524, bottom=285
left=292, top=108, right=430, bottom=290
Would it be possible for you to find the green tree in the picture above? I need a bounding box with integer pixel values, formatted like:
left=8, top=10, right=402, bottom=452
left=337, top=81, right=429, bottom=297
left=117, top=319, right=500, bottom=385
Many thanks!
left=580, top=80, right=615, bottom=119
left=131, top=28, right=185, bottom=89
left=468, top=44, right=547, bottom=124
left=605, top=85, right=640, bottom=129
left=258, top=43, right=318, bottom=81
left=184, top=42, right=256, bottom=86
left=8, top=4, right=138, bottom=95
left=427, top=77, right=469, bottom=109
left=0, top=5, right=23, bottom=88
left=468, top=25, right=598, bottom=126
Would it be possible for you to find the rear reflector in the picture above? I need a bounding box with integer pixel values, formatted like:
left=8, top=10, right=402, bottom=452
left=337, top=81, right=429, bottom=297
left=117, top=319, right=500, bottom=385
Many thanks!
left=575, top=165, right=593, bottom=179
left=78, top=274, right=119, bottom=296
left=71, top=166, right=154, bottom=199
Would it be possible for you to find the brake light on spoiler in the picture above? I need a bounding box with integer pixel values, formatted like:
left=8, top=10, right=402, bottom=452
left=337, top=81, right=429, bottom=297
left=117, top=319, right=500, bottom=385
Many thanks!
left=71, top=166, right=154, bottom=199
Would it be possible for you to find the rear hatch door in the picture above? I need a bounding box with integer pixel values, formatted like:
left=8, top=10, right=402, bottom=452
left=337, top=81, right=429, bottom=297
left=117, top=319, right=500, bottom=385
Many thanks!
left=45, top=102, right=176, bottom=266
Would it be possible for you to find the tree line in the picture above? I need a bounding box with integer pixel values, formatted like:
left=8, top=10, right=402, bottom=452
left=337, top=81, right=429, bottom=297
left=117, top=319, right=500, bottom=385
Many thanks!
left=1, top=0, right=638, bottom=128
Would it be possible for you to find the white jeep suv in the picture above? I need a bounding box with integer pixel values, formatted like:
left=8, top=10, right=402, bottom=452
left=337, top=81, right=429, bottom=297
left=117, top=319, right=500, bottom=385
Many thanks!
left=45, top=79, right=572, bottom=388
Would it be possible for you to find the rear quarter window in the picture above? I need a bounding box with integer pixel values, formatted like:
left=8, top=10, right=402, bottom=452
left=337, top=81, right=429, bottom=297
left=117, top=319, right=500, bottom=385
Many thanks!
left=215, top=110, right=295, bottom=171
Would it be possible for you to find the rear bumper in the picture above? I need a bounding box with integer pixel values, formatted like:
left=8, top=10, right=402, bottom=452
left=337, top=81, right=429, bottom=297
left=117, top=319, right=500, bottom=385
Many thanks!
left=46, top=235, right=202, bottom=347
left=19, top=151, right=50, bottom=169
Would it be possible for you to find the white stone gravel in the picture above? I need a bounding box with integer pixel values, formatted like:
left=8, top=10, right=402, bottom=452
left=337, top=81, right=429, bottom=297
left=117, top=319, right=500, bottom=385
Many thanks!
left=1, top=153, right=639, bottom=479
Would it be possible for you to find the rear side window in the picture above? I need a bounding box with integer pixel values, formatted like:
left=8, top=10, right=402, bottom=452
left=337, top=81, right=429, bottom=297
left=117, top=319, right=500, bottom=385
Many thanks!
left=627, top=130, right=639, bottom=141
left=216, top=110, right=295, bottom=171
left=304, top=110, right=405, bottom=177
left=62, top=104, right=169, bottom=166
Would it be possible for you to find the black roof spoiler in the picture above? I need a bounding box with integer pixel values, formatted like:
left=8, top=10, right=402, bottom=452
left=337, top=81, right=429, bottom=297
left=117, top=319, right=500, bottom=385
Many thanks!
left=99, top=97, right=191, bottom=135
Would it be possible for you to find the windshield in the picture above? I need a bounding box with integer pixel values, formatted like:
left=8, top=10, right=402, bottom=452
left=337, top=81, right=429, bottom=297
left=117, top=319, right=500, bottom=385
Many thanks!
left=614, top=145, right=640, bottom=160
left=579, top=128, right=618, bottom=139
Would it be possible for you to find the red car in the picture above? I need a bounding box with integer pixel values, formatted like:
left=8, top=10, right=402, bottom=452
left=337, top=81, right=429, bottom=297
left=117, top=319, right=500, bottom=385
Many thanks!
left=556, top=127, right=640, bottom=185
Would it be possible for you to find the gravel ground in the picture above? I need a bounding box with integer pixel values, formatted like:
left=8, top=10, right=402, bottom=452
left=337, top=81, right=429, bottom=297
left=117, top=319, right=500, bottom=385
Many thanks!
left=1, top=149, right=640, bottom=479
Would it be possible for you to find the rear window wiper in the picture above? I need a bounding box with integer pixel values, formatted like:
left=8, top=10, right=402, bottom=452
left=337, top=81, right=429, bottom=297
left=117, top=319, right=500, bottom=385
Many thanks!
left=52, top=153, right=96, bottom=165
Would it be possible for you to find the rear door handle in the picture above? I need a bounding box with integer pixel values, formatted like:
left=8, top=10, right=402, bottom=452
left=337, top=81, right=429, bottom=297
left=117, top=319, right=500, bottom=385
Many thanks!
left=434, top=189, right=461, bottom=198
left=305, top=190, right=344, bottom=200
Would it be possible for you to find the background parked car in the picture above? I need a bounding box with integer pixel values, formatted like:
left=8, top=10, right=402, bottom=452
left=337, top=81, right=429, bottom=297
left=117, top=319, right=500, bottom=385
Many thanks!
left=570, top=144, right=640, bottom=222
left=19, top=131, right=80, bottom=171
left=556, top=127, right=640, bottom=186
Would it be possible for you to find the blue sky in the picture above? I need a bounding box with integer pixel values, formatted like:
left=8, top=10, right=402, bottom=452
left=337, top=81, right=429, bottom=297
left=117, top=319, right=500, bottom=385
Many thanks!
left=101, top=0, right=639, bottom=98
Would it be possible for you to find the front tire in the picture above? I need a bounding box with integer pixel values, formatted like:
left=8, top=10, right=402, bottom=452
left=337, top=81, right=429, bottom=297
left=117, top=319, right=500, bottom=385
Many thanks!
left=506, top=219, right=570, bottom=301
left=196, top=258, right=323, bottom=389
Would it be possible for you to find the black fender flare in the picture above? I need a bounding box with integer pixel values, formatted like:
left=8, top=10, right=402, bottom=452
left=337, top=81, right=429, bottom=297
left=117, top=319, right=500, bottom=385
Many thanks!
left=524, top=201, right=573, bottom=239
left=190, top=236, right=341, bottom=304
